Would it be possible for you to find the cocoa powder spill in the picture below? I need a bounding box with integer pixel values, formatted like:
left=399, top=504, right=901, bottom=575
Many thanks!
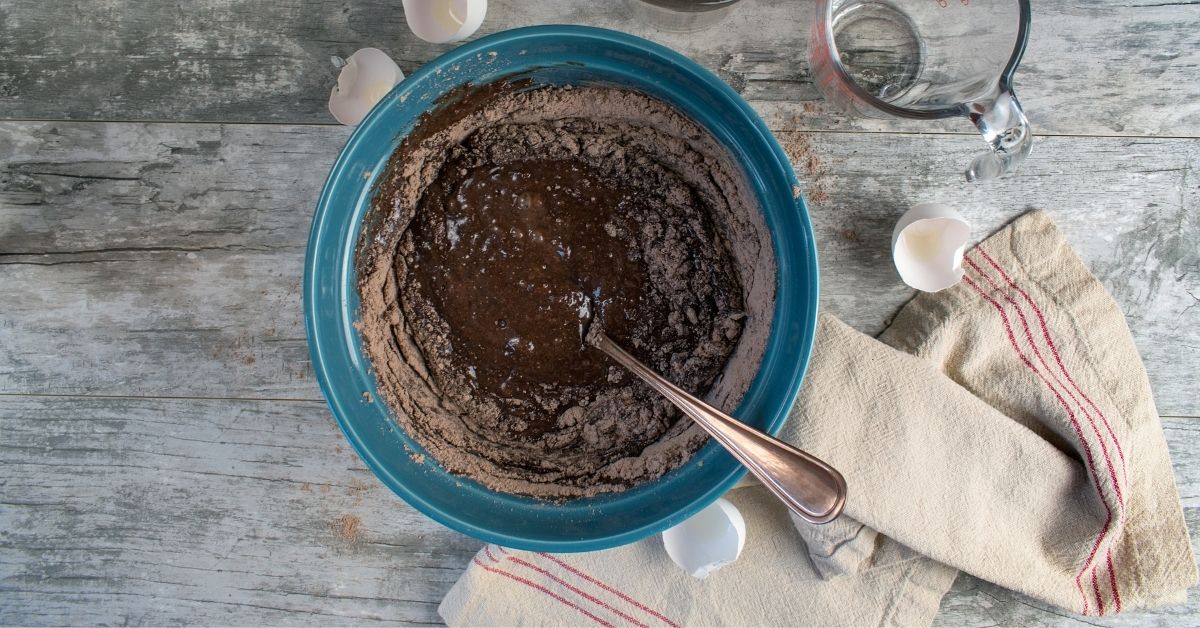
left=333, top=514, right=362, bottom=543
left=781, top=131, right=831, bottom=205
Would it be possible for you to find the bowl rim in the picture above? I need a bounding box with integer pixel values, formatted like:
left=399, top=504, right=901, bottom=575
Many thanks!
left=304, top=24, right=819, bottom=551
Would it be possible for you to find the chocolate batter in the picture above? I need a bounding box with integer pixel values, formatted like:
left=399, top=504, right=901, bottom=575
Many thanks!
left=357, top=84, right=776, bottom=498
left=406, top=156, right=649, bottom=435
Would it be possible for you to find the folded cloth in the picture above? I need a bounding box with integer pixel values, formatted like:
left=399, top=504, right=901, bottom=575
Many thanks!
left=439, top=210, right=1196, bottom=626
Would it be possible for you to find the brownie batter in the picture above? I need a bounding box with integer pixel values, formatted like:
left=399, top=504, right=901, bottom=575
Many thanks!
left=357, top=84, right=776, bottom=498
left=406, top=156, right=651, bottom=435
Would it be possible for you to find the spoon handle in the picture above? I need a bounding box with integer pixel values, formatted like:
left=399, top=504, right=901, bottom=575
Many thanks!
left=593, top=332, right=847, bottom=524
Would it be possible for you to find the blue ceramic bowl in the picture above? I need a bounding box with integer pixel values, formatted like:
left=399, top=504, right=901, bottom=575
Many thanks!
left=304, top=25, right=818, bottom=552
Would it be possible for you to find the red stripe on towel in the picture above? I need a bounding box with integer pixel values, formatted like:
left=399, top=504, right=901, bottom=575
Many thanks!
left=538, top=552, right=680, bottom=627
left=1108, top=549, right=1123, bottom=613
left=975, top=247, right=1128, bottom=475
left=504, top=554, right=649, bottom=627
left=970, top=248, right=1126, bottom=612
left=964, top=275, right=1115, bottom=615
left=472, top=556, right=615, bottom=627
left=965, top=254, right=1126, bottom=508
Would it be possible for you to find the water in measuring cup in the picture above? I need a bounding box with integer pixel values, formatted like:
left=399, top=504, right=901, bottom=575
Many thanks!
left=831, top=1, right=924, bottom=102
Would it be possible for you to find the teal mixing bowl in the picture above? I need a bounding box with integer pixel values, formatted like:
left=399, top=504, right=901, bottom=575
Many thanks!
left=304, top=25, right=818, bottom=551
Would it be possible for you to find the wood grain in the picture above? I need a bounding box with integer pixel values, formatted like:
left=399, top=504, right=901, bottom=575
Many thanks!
left=2, top=1, right=1198, bottom=622
left=2, top=121, right=1196, bottom=415
left=0, top=395, right=475, bottom=626
left=0, top=1, right=1197, bottom=137
left=1, top=395, right=1196, bottom=626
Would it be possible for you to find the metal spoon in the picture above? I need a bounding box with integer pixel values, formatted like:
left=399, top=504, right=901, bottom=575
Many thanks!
left=589, top=330, right=847, bottom=524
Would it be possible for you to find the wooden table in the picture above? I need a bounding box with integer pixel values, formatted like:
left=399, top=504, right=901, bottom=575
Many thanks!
left=1, top=1, right=1197, bottom=624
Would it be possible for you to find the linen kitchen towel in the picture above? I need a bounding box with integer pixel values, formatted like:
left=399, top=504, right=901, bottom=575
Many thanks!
left=439, top=210, right=1196, bottom=626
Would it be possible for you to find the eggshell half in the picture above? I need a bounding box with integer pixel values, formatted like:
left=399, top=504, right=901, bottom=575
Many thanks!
left=892, top=203, right=972, bottom=293
left=328, top=48, right=404, bottom=126
left=402, top=0, right=487, bottom=44
left=661, top=498, right=747, bottom=579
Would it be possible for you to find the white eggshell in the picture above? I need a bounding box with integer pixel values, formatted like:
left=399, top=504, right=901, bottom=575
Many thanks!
left=328, top=48, right=405, bottom=126
left=661, top=498, right=746, bottom=579
left=403, top=0, right=487, bottom=44
left=891, top=203, right=972, bottom=293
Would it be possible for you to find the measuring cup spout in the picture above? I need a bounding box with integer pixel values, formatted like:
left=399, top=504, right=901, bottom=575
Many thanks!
left=966, top=88, right=1032, bottom=181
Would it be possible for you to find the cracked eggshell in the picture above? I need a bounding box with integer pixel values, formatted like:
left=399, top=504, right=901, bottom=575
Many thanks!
left=402, top=0, right=487, bottom=44
left=662, top=497, right=746, bottom=579
left=892, top=203, right=972, bottom=293
left=328, top=48, right=404, bottom=126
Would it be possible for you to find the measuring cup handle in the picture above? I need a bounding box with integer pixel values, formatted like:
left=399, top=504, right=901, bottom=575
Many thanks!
left=966, top=89, right=1033, bottom=181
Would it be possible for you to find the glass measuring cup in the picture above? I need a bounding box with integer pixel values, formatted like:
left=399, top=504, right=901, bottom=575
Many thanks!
left=809, top=0, right=1032, bottom=181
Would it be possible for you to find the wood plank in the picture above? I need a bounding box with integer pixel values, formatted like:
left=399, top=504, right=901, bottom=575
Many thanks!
left=0, top=123, right=335, bottom=253
left=0, top=123, right=334, bottom=400
left=2, top=121, right=1197, bottom=414
left=0, top=0, right=1197, bottom=137
left=0, top=395, right=478, bottom=626
left=1, top=395, right=1196, bottom=625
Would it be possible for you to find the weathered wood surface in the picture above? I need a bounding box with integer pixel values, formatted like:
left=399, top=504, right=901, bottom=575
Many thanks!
left=2, top=121, right=1196, bottom=415
left=2, top=0, right=1198, bottom=624
left=0, top=396, right=475, bottom=626
left=0, top=1, right=1198, bottom=137
left=1, top=395, right=1197, bottom=626
left=2, top=122, right=1197, bottom=625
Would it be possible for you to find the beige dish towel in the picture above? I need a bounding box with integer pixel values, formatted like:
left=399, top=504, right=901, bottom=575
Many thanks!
left=439, top=210, right=1196, bottom=626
